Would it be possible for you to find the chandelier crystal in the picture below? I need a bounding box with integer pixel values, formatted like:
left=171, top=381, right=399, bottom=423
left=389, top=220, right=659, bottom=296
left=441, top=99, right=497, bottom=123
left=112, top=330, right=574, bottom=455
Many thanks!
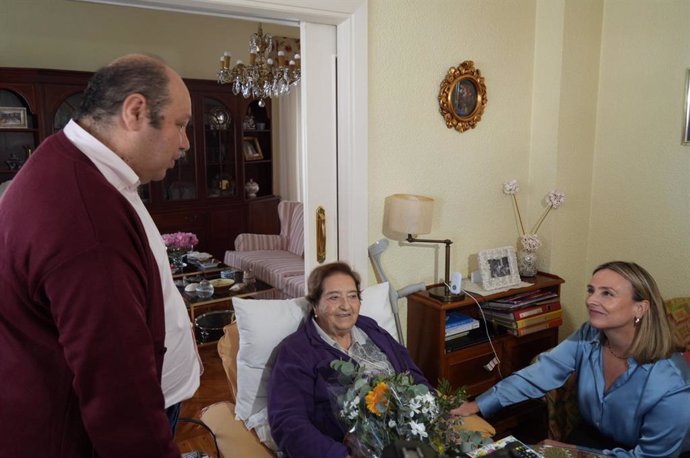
left=217, top=24, right=301, bottom=107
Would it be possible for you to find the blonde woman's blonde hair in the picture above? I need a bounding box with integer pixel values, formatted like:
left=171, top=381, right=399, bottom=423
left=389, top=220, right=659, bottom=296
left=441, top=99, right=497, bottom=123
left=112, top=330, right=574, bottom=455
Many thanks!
left=594, top=261, right=680, bottom=363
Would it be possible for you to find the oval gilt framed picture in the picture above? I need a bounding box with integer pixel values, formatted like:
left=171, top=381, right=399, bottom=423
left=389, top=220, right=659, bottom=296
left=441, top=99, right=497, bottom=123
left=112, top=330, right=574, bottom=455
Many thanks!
left=438, top=60, right=487, bottom=133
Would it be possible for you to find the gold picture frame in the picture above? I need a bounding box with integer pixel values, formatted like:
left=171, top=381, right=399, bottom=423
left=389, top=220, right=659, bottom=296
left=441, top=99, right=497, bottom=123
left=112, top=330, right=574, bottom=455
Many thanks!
left=438, top=60, right=487, bottom=133
left=242, top=137, right=263, bottom=161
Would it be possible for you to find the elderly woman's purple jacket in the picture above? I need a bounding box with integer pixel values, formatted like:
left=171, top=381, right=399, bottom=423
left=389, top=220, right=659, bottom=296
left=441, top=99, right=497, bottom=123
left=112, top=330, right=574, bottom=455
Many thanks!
left=267, top=314, right=430, bottom=458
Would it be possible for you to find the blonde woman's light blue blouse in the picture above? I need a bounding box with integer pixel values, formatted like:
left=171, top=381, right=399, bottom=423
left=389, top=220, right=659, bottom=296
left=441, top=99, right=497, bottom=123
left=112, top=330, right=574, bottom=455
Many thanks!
left=477, top=323, right=690, bottom=457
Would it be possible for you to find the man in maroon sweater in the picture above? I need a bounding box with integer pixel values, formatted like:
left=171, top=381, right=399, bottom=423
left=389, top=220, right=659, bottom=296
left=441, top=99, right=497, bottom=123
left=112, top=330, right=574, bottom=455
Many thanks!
left=0, top=55, right=191, bottom=456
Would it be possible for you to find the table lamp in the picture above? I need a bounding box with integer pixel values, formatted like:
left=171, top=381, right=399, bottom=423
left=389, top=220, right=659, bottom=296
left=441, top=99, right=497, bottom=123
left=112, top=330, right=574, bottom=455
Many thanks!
left=384, top=194, right=464, bottom=302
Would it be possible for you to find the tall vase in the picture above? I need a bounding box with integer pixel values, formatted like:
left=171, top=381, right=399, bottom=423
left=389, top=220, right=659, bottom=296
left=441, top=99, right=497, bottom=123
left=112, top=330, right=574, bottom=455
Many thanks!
left=517, top=249, right=538, bottom=278
left=245, top=179, right=259, bottom=198
left=168, top=248, right=187, bottom=274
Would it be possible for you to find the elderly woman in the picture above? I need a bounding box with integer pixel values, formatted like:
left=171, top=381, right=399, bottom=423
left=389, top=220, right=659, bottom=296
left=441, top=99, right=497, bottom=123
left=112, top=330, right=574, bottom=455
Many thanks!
left=454, top=261, right=690, bottom=457
left=267, top=262, right=430, bottom=458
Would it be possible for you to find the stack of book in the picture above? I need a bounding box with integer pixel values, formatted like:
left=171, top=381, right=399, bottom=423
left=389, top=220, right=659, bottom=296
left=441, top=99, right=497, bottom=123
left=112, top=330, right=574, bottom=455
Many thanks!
left=482, top=289, right=562, bottom=337
left=444, top=311, right=482, bottom=351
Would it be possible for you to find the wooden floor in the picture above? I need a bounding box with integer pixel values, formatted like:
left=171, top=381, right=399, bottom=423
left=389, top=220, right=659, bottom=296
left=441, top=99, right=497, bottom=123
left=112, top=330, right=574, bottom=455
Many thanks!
left=175, top=343, right=232, bottom=458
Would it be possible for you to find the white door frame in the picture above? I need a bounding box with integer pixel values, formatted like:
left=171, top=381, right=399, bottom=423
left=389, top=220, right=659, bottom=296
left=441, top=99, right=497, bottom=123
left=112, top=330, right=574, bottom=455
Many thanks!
left=79, top=0, right=370, bottom=281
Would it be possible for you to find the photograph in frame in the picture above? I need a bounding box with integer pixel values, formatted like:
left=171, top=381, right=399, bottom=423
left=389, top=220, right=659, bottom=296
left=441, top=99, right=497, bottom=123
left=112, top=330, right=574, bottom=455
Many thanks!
left=478, top=246, right=521, bottom=291
left=242, top=137, right=263, bottom=161
left=0, top=107, right=27, bottom=129
left=451, top=77, right=478, bottom=118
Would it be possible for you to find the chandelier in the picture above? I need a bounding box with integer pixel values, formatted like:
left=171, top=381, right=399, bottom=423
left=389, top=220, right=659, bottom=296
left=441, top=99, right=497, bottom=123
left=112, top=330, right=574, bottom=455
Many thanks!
left=217, top=24, right=301, bottom=107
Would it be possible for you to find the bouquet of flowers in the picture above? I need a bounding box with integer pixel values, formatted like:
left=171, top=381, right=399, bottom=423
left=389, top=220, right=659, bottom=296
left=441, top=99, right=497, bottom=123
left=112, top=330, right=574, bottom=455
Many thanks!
left=502, top=179, right=565, bottom=251
left=161, top=232, right=198, bottom=273
left=161, top=232, right=199, bottom=251
left=330, top=360, right=489, bottom=457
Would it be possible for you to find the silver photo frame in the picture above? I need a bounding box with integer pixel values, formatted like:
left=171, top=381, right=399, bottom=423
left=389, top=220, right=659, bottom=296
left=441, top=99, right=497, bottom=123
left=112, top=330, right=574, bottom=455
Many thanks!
left=478, top=246, right=521, bottom=291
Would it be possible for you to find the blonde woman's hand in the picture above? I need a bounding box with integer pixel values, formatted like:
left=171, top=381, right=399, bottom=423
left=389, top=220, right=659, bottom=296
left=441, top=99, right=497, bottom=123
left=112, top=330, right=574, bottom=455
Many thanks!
left=450, top=400, right=480, bottom=417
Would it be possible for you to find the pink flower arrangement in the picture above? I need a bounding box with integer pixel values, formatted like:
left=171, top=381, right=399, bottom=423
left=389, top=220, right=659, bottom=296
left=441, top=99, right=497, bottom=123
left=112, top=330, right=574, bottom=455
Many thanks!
left=502, top=179, right=565, bottom=251
left=161, top=232, right=198, bottom=251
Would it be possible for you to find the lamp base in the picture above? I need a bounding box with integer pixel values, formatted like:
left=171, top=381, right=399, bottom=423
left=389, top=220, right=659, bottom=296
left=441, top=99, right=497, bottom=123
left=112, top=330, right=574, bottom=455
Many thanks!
left=428, top=286, right=465, bottom=303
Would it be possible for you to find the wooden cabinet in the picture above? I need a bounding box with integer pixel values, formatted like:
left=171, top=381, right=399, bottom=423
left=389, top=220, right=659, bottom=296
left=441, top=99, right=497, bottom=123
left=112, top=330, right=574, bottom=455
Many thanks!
left=407, top=272, right=564, bottom=441
left=0, top=67, right=280, bottom=258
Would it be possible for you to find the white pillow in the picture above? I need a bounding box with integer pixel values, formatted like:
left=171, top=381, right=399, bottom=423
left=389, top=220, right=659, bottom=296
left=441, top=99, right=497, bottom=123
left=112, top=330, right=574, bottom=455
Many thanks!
left=233, top=296, right=311, bottom=423
left=233, top=282, right=397, bottom=434
left=359, top=281, right=398, bottom=342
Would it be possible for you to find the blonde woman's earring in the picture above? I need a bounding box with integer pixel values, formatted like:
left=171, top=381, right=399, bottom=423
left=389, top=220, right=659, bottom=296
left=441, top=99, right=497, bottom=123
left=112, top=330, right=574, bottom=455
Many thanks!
left=634, top=316, right=641, bottom=326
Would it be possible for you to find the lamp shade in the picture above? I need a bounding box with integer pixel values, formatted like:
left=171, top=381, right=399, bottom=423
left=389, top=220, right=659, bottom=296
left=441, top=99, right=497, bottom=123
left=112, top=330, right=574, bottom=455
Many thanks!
left=384, top=194, right=434, bottom=236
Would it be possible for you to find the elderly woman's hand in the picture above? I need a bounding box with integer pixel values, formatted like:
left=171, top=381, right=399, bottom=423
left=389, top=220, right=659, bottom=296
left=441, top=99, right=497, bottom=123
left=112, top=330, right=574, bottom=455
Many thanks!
left=450, top=400, right=480, bottom=417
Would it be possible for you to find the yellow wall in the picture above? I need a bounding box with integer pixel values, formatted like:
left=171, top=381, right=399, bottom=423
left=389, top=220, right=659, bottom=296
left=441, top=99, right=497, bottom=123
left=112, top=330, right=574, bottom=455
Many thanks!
left=3, top=0, right=688, bottom=339
left=368, top=0, right=690, bottom=337
left=587, top=1, right=690, bottom=300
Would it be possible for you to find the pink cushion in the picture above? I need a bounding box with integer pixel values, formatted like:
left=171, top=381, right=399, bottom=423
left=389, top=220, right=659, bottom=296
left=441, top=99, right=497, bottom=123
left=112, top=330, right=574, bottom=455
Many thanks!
left=285, top=203, right=304, bottom=256
left=224, top=250, right=303, bottom=297
left=282, top=274, right=306, bottom=299
left=234, top=233, right=285, bottom=251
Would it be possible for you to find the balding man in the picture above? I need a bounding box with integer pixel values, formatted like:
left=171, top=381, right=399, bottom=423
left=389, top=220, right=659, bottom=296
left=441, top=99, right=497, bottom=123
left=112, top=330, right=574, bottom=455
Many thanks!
left=0, top=54, right=200, bottom=457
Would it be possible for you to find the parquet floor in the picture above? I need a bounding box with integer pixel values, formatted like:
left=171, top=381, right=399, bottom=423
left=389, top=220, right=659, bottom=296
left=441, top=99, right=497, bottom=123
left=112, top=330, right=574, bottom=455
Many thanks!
left=175, top=343, right=232, bottom=458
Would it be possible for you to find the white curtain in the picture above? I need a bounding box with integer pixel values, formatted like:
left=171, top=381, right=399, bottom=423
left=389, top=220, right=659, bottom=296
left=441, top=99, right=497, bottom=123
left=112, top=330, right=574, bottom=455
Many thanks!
left=274, top=86, right=302, bottom=202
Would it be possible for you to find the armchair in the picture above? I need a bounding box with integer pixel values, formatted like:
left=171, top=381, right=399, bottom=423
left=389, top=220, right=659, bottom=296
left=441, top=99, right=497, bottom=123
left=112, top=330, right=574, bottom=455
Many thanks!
left=198, top=288, right=495, bottom=457
left=224, top=201, right=305, bottom=298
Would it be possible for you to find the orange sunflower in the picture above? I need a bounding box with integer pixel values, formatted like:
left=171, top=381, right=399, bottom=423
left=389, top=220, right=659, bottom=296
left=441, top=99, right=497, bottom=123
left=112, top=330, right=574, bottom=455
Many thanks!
left=365, top=382, right=391, bottom=416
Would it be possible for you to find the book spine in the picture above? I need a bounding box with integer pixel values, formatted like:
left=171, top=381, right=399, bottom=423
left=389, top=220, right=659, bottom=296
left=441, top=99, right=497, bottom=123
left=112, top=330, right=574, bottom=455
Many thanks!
left=445, top=321, right=480, bottom=335
left=482, top=301, right=560, bottom=321
left=507, top=317, right=563, bottom=336
left=490, top=310, right=562, bottom=329
left=513, top=301, right=561, bottom=320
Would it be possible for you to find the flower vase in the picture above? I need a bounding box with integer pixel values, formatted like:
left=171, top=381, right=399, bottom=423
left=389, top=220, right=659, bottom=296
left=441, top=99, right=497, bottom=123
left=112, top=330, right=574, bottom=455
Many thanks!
left=517, top=249, right=538, bottom=278
left=245, top=179, right=259, bottom=198
left=167, top=248, right=187, bottom=274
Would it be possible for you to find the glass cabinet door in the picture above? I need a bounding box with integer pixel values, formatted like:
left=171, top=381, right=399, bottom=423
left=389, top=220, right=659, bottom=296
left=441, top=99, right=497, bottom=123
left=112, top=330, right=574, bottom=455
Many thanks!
left=203, top=97, right=236, bottom=198
left=163, top=122, right=197, bottom=202
left=53, top=92, right=84, bottom=132
left=0, top=89, right=38, bottom=183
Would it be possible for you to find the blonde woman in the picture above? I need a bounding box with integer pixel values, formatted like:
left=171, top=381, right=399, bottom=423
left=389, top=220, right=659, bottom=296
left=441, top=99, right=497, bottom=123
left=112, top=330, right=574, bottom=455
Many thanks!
left=454, top=261, right=690, bottom=457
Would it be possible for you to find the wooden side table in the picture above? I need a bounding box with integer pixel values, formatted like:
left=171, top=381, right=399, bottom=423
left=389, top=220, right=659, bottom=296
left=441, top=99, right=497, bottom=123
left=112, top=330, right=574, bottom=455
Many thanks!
left=406, top=272, right=564, bottom=442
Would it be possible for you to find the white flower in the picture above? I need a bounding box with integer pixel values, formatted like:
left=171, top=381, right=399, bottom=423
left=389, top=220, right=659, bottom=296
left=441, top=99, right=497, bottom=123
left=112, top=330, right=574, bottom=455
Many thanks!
left=388, top=419, right=397, bottom=428
left=502, top=179, right=520, bottom=195
left=547, top=190, right=566, bottom=209
left=408, top=396, right=422, bottom=416
left=520, top=234, right=542, bottom=251
left=409, top=420, right=428, bottom=439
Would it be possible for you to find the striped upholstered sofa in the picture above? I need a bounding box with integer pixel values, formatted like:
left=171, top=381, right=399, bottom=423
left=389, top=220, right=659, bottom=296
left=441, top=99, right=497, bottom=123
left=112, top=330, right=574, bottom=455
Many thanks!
left=224, top=201, right=305, bottom=298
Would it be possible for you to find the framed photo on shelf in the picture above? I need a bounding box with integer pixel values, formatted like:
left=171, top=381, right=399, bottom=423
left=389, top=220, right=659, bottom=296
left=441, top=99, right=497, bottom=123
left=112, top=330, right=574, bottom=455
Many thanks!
left=0, top=107, right=27, bottom=129
left=478, top=246, right=521, bottom=291
left=242, top=136, right=263, bottom=161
